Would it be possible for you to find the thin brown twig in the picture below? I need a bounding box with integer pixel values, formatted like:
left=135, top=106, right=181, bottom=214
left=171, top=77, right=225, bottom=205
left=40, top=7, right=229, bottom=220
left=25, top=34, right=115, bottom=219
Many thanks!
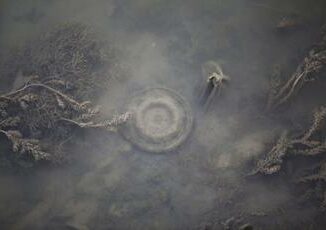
left=3, top=83, right=84, bottom=110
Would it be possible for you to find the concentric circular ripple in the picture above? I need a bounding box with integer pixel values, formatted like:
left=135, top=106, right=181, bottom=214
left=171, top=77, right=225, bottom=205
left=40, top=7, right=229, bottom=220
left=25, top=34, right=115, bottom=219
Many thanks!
left=121, top=88, right=193, bottom=153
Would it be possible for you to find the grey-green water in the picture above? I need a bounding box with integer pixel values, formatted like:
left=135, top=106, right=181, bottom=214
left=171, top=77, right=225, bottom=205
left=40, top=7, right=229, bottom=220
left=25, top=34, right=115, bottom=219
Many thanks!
left=1, top=0, right=326, bottom=229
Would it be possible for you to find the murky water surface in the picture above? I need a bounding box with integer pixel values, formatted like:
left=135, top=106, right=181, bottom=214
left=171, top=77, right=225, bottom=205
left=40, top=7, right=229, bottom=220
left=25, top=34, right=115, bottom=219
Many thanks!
left=0, top=0, right=326, bottom=229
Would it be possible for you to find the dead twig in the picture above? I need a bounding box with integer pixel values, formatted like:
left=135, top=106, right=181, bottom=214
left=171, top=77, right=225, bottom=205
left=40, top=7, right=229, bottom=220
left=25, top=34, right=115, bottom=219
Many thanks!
left=4, top=83, right=86, bottom=111
left=254, top=106, right=326, bottom=175
left=267, top=28, right=326, bottom=111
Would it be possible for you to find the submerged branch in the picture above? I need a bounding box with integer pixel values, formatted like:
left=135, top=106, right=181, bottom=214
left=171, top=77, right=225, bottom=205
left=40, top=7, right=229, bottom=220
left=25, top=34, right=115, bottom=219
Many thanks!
left=267, top=27, right=326, bottom=111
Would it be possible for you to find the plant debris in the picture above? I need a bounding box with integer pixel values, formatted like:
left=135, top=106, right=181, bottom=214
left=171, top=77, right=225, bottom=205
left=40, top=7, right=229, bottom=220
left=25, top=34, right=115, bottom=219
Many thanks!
left=1, top=22, right=124, bottom=100
left=0, top=23, right=129, bottom=168
left=0, top=81, right=130, bottom=167
left=253, top=106, right=326, bottom=175
left=267, top=26, right=326, bottom=111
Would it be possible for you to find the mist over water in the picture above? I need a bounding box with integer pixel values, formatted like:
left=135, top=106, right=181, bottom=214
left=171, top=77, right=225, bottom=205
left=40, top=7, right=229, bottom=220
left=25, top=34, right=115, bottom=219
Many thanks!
left=1, top=0, right=326, bottom=229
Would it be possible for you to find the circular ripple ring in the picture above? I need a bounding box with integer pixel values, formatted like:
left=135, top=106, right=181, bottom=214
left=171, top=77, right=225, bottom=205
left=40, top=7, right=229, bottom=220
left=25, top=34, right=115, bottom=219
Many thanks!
left=121, top=88, right=193, bottom=153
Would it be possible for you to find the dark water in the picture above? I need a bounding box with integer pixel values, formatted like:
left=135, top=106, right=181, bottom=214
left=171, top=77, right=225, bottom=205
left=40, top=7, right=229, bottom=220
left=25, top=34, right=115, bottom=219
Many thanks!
left=0, top=0, right=326, bottom=229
